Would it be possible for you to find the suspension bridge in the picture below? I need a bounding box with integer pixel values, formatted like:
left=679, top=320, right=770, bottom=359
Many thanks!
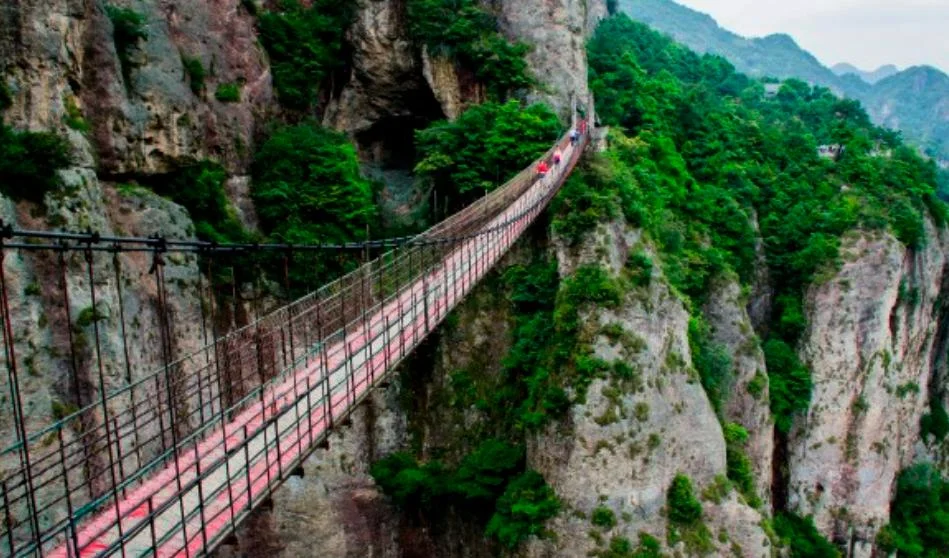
left=0, top=118, right=590, bottom=557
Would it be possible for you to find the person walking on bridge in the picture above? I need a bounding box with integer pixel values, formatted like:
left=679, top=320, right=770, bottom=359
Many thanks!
left=553, top=149, right=562, bottom=166
left=537, top=160, right=549, bottom=177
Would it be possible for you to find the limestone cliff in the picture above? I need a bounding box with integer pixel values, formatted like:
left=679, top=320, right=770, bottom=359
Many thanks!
left=787, top=222, right=949, bottom=556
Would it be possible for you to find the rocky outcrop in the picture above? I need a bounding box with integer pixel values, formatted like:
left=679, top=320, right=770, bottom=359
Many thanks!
left=787, top=222, right=949, bottom=554
left=524, top=221, right=768, bottom=557
left=704, top=277, right=773, bottom=509
left=323, top=0, right=446, bottom=164
left=326, top=0, right=609, bottom=165
left=496, top=0, right=607, bottom=119
left=2, top=0, right=271, bottom=175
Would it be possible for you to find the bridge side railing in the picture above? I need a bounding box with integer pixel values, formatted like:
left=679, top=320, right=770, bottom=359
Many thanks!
left=0, top=122, right=589, bottom=556
left=74, top=127, right=589, bottom=558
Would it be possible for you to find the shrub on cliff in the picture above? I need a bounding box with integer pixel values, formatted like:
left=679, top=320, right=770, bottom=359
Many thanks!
left=0, top=124, right=72, bottom=203
left=406, top=0, right=532, bottom=98
left=487, top=470, right=560, bottom=548
left=152, top=160, right=246, bottom=243
left=105, top=5, right=147, bottom=87
left=773, top=512, right=840, bottom=557
left=252, top=123, right=375, bottom=283
left=667, top=474, right=702, bottom=525
left=371, top=439, right=559, bottom=548
left=877, top=463, right=949, bottom=557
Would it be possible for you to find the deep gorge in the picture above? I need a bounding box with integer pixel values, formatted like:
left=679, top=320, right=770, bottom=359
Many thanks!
left=1, top=1, right=948, bottom=557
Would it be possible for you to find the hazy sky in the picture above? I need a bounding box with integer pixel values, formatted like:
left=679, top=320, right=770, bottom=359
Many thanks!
left=675, top=0, right=949, bottom=73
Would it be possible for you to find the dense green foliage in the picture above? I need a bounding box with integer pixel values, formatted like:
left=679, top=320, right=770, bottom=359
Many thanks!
left=415, top=100, right=560, bottom=210
left=215, top=83, right=241, bottom=103
left=763, top=339, right=813, bottom=433
left=722, top=423, right=760, bottom=507
left=105, top=5, right=147, bottom=87
left=0, top=123, right=73, bottom=203
left=920, top=399, right=949, bottom=441
left=374, top=254, right=622, bottom=548
left=622, top=0, right=949, bottom=165
left=877, top=464, right=949, bottom=557
left=688, top=316, right=732, bottom=415
left=371, top=439, right=559, bottom=548
left=486, top=470, right=560, bottom=548
left=666, top=474, right=702, bottom=525
left=252, top=123, right=375, bottom=284
left=483, top=258, right=621, bottom=432
left=773, top=512, right=840, bottom=557
left=406, top=0, right=532, bottom=98
left=152, top=160, right=247, bottom=243
left=582, top=16, right=941, bottom=431
left=258, top=0, right=353, bottom=112
left=182, top=56, right=205, bottom=95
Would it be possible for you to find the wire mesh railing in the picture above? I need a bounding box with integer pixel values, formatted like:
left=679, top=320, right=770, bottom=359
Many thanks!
left=0, top=121, right=589, bottom=557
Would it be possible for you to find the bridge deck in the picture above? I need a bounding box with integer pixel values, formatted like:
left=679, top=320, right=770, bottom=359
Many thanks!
left=47, top=137, right=583, bottom=557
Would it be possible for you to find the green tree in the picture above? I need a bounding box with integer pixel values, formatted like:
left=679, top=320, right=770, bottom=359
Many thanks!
left=252, top=123, right=375, bottom=283
left=258, top=0, right=353, bottom=111
left=0, top=124, right=73, bottom=203
left=415, top=100, right=560, bottom=210
left=877, top=464, right=949, bottom=557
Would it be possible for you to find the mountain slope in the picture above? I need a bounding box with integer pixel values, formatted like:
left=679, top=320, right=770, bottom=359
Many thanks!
left=619, top=0, right=949, bottom=164
left=862, top=66, right=949, bottom=158
left=621, top=0, right=845, bottom=89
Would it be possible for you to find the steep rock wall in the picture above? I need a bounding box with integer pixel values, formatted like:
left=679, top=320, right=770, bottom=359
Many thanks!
left=496, top=0, right=608, bottom=119
left=525, top=221, right=769, bottom=557
left=2, top=0, right=271, bottom=175
left=788, top=222, right=949, bottom=555
left=704, top=277, right=773, bottom=509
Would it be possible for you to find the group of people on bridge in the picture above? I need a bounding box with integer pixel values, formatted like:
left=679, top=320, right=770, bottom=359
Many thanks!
left=537, top=119, right=586, bottom=178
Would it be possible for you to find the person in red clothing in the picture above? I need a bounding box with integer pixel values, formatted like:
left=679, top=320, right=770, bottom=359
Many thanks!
left=553, top=149, right=562, bottom=165
left=537, top=160, right=549, bottom=177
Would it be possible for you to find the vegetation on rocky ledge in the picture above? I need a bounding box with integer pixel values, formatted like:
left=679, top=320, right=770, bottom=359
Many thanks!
left=877, top=464, right=949, bottom=557
left=406, top=0, right=533, bottom=99
left=258, top=0, right=353, bottom=112
left=0, top=123, right=72, bottom=203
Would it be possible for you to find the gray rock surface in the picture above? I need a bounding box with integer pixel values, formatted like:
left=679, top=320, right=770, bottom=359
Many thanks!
left=788, top=223, right=949, bottom=549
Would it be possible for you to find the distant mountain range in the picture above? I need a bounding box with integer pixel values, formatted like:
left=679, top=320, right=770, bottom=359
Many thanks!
left=619, top=0, right=949, bottom=164
left=831, top=63, right=899, bottom=85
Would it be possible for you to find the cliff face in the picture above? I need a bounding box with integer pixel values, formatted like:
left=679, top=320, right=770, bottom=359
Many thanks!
left=3, top=0, right=271, bottom=175
left=525, top=221, right=770, bottom=557
left=496, top=0, right=608, bottom=117
left=0, top=0, right=269, bottom=513
left=788, top=222, right=949, bottom=555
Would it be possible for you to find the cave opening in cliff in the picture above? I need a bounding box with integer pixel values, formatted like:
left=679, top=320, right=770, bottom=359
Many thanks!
left=356, top=115, right=433, bottom=171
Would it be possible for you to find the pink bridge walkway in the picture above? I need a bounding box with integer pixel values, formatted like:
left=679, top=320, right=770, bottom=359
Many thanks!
left=9, top=123, right=588, bottom=558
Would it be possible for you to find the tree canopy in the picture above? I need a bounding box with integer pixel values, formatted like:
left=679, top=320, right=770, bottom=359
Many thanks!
left=414, top=100, right=560, bottom=210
